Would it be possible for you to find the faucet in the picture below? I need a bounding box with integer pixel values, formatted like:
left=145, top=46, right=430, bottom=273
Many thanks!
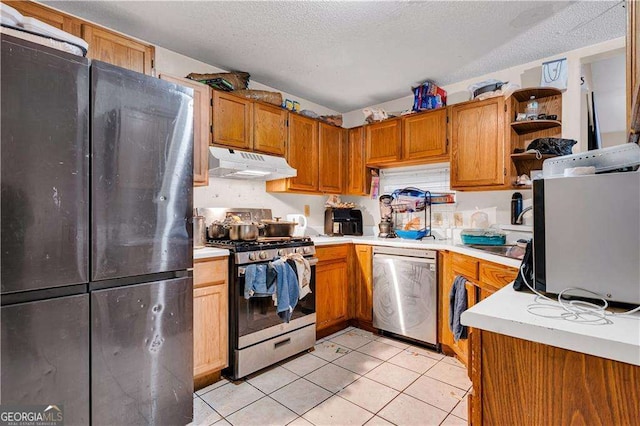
left=515, top=206, right=533, bottom=225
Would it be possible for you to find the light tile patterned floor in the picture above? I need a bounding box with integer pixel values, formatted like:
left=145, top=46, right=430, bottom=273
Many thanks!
left=190, top=327, right=470, bottom=426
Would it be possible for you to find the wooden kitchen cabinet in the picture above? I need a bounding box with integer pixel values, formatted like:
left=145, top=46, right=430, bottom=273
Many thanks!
left=81, top=24, right=154, bottom=75
left=365, top=117, right=402, bottom=166
left=193, top=257, right=228, bottom=390
left=4, top=0, right=81, bottom=36
left=318, top=122, right=345, bottom=193
left=159, top=74, right=210, bottom=187
left=353, top=245, right=373, bottom=326
left=346, top=126, right=372, bottom=196
left=315, top=245, right=349, bottom=337
left=212, top=91, right=253, bottom=150
left=402, top=108, right=448, bottom=163
left=266, top=113, right=319, bottom=193
left=449, top=97, right=507, bottom=190
left=253, top=102, right=287, bottom=156
left=440, top=251, right=517, bottom=366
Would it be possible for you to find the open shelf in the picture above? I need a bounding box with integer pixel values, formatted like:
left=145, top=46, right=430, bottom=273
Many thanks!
left=510, top=87, right=562, bottom=102
left=510, top=152, right=557, bottom=177
left=510, top=119, right=562, bottom=135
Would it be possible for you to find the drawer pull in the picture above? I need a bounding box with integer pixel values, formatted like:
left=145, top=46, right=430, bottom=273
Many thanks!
left=274, top=338, right=291, bottom=349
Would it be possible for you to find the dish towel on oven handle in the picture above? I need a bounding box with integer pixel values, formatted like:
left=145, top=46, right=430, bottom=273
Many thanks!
left=285, top=253, right=312, bottom=299
left=244, top=264, right=277, bottom=298
left=270, top=258, right=300, bottom=323
left=449, top=275, right=469, bottom=341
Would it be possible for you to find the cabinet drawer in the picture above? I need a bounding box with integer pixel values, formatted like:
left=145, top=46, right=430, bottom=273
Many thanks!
left=451, top=253, right=479, bottom=281
left=194, top=258, right=228, bottom=288
left=316, top=244, right=349, bottom=262
left=479, top=262, right=518, bottom=292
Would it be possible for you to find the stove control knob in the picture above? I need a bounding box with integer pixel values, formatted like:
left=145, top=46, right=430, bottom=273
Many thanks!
left=248, top=253, right=257, bottom=261
left=259, top=251, right=268, bottom=260
left=277, top=249, right=285, bottom=256
left=303, top=247, right=311, bottom=254
left=295, top=247, right=304, bottom=254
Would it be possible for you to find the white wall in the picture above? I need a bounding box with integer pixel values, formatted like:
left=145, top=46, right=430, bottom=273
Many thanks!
left=155, top=47, right=338, bottom=117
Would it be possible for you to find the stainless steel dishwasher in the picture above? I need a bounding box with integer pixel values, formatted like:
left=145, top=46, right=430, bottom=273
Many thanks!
left=372, top=247, right=438, bottom=346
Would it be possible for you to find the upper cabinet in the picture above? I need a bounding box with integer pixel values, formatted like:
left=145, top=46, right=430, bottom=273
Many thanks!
left=253, top=102, right=287, bottom=156
left=211, top=91, right=288, bottom=156
left=318, top=123, right=345, bottom=193
left=365, top=109, right=448, bottom=168
left=450, top=97, right=507, bottom=189
left=5, top=0, right=81, bottom=35
left=212, top=91, right=252, bottom=150
left=82, top=24, right=155, bottom=75
left=6, top=1, right=155, bottom=75
left=267, top=113, right=319, bottom=193
left=346, top=127, right=371, bottom=196
left=159, top=74, right=210, bottom=187
left=365, top=118, right=402, bottom=166
left=403, top=108, right=448, bottom=162
left=267, top=114, right=348, bottom=195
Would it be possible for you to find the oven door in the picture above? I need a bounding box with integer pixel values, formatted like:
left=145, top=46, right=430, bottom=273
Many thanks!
left=236, top=257, right=316, bottom=348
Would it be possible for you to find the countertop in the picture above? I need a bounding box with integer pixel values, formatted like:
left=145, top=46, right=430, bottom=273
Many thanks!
left=461, top=285, right=640, bottom=366
left=311, top=236, right=522, bottom=268
left=191, top=235, right=522, bottom=267
left=193, top=247, right=230, bottom=260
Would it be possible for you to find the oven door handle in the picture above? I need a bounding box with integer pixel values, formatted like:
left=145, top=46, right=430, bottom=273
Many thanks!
left=238, top=257, right=318, bottom=277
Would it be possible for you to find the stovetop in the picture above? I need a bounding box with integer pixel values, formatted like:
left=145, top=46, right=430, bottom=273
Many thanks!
left=207, top=237, right=313, bottom=253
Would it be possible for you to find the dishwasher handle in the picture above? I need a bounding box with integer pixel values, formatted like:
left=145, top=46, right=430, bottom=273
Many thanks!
left=373, top=253, right=436, bottom=265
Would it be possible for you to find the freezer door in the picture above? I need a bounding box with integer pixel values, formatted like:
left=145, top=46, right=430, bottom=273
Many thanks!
left=372, top=254, right=438, bottom=345
left=1, top=34, right=89, bottom=294
left=1, top=294, right=90, bottom=425
left=91, top=61, right=193, bottom=281
left=91, top=277, right=193, bottom=425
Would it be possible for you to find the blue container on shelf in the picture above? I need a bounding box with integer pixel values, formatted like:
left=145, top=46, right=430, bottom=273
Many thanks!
left=396, top=229, right=429, bottom=240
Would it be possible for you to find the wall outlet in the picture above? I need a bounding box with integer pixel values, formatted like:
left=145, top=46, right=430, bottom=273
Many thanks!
left=304, top=204, right=310, bottom=217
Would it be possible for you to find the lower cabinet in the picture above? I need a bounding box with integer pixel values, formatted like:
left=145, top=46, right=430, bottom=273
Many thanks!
left=440, top=251, right=517, bottom=366
left=193, top=257, right=228, bottom=389
left=315, top=245, right=349, bottom=336
left=354, top=245, right=373, bottom=325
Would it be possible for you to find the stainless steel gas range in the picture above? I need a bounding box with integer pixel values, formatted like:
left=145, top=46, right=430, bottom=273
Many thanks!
left=198, top=208, right=317, bottom=379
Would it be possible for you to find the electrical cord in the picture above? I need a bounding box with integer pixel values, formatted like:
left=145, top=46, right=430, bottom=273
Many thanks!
left=519, top=264, right=640, bottom=325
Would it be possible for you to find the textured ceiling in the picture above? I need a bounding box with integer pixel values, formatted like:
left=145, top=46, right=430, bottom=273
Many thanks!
left=46, top=1, right=626, bottom=112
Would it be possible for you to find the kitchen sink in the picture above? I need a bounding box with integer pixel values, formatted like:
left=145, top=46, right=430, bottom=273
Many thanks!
left=467, top=244, right=524, bottom=260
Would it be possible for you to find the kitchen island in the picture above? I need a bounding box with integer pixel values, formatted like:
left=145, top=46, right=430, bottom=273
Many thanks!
left=461, top=285, right=640, bottom=425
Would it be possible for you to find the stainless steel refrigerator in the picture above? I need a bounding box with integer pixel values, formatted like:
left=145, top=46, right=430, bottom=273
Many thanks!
left=1, top=34, right=194, bottom=425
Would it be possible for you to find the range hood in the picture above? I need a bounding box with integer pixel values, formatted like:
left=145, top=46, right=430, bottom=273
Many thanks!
left=208, top=147, right=297, bottom=180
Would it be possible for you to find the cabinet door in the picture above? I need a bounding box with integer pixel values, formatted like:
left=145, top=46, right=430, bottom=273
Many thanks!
left=253, top=102, right=287, bottom=156
left=5, top=1, right=81, bottom=36
left=450, top=98, right=506, bottom=188
left=81, top=24, right=154, bottom=75
left=212, top=91, right=253, bottom=150
left=403, top=108, right=448, bottom=161
left=346, top=127, right=369, bottom=196
left=365, top=118, right=402, bottom=166
left=354, top=245, right=373, bottom=323
left=194, top=283, right=229, bottom=377
left=286, top=113, right=319, bottom=192
left=316, top=260, right=348, bottom=331
left=160, top=74, right=211, bottom=187
left=318, top=122, right=345, bottom=193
